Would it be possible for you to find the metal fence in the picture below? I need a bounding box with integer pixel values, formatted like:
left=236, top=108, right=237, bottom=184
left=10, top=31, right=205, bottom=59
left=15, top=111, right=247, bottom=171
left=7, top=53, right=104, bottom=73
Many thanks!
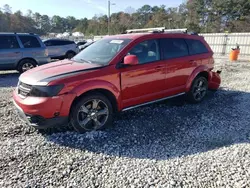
left=200, top=33, right=250, bottom=56
left=92, top=32, right=250, bottom=56
left=41, top=32, right=250, bottom=56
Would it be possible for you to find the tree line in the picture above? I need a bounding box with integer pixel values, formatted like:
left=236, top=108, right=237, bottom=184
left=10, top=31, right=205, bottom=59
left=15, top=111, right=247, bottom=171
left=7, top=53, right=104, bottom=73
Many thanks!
left=0, top=0, right=250, bottom=36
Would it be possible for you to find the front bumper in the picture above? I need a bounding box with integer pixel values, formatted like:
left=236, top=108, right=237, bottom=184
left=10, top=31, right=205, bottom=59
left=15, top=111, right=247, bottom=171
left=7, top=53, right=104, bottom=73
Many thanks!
left=208, top=71, right=221, bottom=90
left=13, top=99, right=68, bottom=129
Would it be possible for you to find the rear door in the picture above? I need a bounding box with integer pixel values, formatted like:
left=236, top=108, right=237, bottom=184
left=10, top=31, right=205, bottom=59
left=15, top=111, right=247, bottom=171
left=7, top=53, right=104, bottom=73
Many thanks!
left=160, top=38, right=192, bottom=94
left=185, top=39, right=210, bottom=67
left=56, top=40, right=67, bottom=56
left=0, top=35, right=22, bottom=70
left=18, top=35, right=43, bottom=59
left=59, top=40, right=78, bottom=54
left=46, top=40, right=76, bottom=57
left=120, top=39, right=166, bottom=108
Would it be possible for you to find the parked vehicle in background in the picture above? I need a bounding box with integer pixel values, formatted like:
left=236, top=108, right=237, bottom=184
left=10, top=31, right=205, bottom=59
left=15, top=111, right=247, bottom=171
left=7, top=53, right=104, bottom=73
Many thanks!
left=43, top=39, right=79, bottom=60
left=0, top=33, right=49, bottom=73
left=76, top=41, right=87, bottom=47
left=13, top=29, right=221, bottom=133
left=79, top=41, right=95, bottom=51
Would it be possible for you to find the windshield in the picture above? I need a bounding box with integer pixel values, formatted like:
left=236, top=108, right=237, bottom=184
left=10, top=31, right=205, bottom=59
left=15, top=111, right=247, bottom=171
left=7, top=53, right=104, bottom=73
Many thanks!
left=72, top=38, right=131, bottom=65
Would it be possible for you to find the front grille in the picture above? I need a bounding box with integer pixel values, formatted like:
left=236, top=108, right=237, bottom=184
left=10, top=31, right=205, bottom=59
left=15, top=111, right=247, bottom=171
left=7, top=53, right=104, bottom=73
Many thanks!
left=18, top=81, right=32, bottom=98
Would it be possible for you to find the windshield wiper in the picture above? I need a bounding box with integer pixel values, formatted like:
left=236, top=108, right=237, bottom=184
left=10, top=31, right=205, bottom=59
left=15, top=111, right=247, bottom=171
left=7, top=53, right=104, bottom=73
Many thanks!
left=72, top=58, right=93, bottom=64
left=80, top=59, right=93, bottom=64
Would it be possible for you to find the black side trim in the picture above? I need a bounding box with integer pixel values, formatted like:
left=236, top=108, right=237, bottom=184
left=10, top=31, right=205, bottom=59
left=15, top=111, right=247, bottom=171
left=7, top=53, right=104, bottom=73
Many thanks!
left=27, top=115, right=69, bottom=129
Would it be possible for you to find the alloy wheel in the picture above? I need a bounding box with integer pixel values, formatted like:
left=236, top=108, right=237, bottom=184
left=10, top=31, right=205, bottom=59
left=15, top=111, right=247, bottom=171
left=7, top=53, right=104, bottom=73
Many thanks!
left=22, top=62, right=34, bottom=72
left=193, top=79, right=207, bottom=101
left=77, top=99, right=109, bottom=131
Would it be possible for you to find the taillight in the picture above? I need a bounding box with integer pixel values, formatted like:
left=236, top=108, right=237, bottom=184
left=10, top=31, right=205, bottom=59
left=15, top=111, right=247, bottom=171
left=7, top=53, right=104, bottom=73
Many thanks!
left=210, top=58, right=214, bottom=64
left=45, top=49, right=48, bottom=57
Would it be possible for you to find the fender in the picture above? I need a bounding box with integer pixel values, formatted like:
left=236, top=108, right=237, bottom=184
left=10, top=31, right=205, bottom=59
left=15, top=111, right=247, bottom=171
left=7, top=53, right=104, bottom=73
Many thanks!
left=185, top=65, right=211, bottom=92
left=71, top=80, right=122, bottom=111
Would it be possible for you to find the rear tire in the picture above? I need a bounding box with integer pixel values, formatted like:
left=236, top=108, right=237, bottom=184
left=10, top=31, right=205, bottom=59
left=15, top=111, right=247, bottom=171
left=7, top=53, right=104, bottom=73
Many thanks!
left=70, top=93, right=113, bottom=133
left=66, top=51, right=76, bottom=59
left=17, top=59, right=37, bottom=73
left=187, top=76, right=208, bottom=103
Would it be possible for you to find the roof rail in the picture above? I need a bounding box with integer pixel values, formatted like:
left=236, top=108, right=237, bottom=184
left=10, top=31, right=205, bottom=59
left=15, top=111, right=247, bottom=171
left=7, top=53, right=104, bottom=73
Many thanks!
left=126, top=27, right=165, bottom=33
left=164, top=28, right=188, bottom=33
left=124, top=27, right=199, bottom=35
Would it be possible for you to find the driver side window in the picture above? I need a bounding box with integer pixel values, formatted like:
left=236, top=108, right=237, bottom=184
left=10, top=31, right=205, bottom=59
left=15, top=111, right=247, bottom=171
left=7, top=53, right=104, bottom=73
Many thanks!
left=128, top=39, right=160, bottom=64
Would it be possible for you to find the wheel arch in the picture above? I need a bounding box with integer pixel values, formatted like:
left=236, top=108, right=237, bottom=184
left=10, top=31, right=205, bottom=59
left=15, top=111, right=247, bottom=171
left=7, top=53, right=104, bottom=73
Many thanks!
left=66, top=50, right=76, bottom=55
left=185, top=66, right=211, bottom=92
left=16, top=57, right=38, bottom=69
left=70, top=88, right=119, bottom=118
left=70, top=81, right=121, bottom=115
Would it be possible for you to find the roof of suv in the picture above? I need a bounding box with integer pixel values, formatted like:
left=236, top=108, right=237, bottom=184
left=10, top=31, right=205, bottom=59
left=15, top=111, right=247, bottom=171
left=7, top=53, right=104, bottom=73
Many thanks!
left=0, top=32, right=38, bottom=36
left=44, top=38, right=74, bottom=41
left=106, top=33, right=203, bottom=40
left=43, top=38, right=75, bottom=43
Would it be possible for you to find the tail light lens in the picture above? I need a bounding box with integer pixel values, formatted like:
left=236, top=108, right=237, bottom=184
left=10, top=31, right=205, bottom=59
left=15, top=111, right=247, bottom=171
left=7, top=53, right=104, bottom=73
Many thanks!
left=45, top=49, right=49, bottom=57
left=210, top=58, right=214, bottom=64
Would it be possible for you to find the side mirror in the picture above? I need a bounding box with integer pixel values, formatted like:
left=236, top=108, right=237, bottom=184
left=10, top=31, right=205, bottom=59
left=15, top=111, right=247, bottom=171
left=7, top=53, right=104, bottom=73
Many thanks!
left=124, top=55, right=139, bottom=66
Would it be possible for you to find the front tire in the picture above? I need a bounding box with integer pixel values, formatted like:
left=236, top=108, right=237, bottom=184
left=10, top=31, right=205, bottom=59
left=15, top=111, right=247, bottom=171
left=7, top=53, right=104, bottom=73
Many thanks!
left=70, top=93, right=113, bottom=133
left=17, top=59, right=37, bottom=73
left=187, top=76, right=208, bottom=103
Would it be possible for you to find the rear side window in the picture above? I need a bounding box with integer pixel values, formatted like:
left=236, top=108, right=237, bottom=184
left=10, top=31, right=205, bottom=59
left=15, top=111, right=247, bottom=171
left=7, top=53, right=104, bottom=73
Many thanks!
left=44, top=40, right=59, bottom=46
left=44, top=40, right=74, bottom=46
left=161, top=38, right=189, bottom=60
left=44, top=40, right=53, bottom=46
left=186, top=39, right=208, bottom=55
left=0, top=35, right=20, bottom=49
left=59, top=40, right=75, bottom=45
left=19, top=36, right=41, bottom=48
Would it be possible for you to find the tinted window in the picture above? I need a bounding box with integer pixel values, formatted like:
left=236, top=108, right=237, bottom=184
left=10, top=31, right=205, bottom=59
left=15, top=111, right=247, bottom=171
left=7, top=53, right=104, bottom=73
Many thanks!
left=128, top=40, right=160, bottom=64
left=186, top=39, right=208, bottom=55
left=19, top=36, right=41, bottom=48
left=161, top=38, right=189, bottom=59
left=63, top=40, right=74, bottom=45
left=77, top=41, right=87, bottom=46
left=57, top=40, right=67, bottom=45
left=44, top=40, right=73, bottom=46
left=0, top=35, right=20, bottom=49
left=44, top=40, right=53, bottom=46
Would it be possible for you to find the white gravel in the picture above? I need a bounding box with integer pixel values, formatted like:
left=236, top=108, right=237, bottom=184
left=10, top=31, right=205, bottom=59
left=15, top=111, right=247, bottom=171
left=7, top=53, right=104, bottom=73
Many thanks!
left=0, top=59, right=250, bottom=187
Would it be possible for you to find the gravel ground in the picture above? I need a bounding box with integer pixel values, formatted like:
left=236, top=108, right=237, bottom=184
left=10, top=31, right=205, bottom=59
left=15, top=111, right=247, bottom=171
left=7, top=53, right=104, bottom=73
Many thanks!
left=0, top=59, right=250, bottom=187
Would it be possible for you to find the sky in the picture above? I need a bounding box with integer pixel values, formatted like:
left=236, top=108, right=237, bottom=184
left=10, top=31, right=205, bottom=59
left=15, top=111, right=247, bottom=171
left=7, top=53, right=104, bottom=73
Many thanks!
left=0, top=0, right=184, bottom=19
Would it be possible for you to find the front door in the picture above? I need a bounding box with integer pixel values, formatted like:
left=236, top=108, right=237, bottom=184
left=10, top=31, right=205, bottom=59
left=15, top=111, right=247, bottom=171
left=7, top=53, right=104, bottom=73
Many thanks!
left=120, top=39, right=166, bottom=109
left=44, top=40, right=60, bottom=57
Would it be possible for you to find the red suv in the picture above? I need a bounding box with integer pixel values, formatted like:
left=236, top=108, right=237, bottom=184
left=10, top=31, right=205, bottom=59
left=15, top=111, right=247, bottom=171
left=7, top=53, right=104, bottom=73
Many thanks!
left=13, top=31, right=221, bottom=133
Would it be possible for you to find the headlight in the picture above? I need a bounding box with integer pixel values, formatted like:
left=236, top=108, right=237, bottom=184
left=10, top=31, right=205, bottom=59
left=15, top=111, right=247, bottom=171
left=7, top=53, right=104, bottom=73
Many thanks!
left=29, top=84, right=64, bottom=97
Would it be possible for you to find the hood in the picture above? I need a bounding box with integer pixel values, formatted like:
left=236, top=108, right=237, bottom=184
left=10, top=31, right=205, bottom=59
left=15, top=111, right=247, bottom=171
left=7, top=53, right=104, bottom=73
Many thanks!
left=19, top=59, right=101, bottom=85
